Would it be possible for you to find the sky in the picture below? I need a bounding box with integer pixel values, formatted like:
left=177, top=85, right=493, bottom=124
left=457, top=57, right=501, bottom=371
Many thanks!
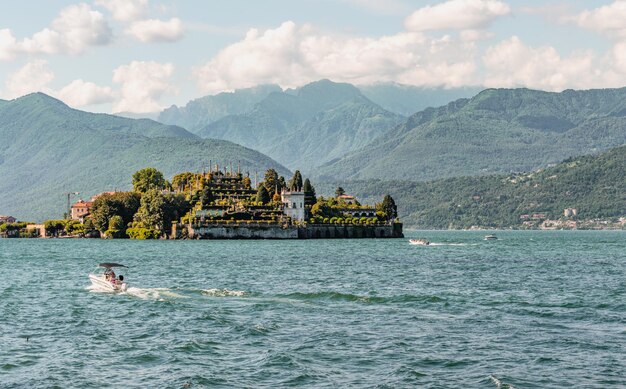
left=1, top=0, right=625, bottom=114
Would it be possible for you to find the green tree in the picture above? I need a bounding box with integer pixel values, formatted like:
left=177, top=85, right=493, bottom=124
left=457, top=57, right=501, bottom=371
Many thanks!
left=109, top=215, right=124, bottom=230
left=263, top=168, right=279, bottom=196
left=278, top=176, right=286, bottom=193
left=105, top=215, right=126, bottom=238
left=303, top=178, right=317, bottom=206
left=134, top=189, right=166, bottom=231
left=171, top=172, right=196, bottom=193
left=310, top=198, right=341, bottom=218
left=288, top=170, right=303, bottom=191
left=377, top=194, right=398, bottom=222
left=335, top=187, right=346, bottom=197
left=132, top=167, right=166, bottom=193
left=256, top=185, right=270, bottom=204
left=200, top=187, right=214, bottom=208
left=44, top=220, right=66, bottom=237
left=90, top=192, right=141, bottom=233
left=242, top=176, right=252, bottom=189
left=163, top=194, right=191, bottom=232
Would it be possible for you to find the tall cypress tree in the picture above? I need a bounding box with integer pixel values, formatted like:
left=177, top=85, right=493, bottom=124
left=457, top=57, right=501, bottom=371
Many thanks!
left=303, top=178, right=317, bottom=206
left=263, top=169, right=279, bottom=196
left=380, top=194, right=398, bottom=222
left=256, top=185, right=270, bottom=204
left=289, top=170, right=303, bottom=190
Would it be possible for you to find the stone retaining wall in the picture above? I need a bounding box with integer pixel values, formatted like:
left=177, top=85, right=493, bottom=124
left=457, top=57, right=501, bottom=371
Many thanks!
left=187, top=223, right=403, bottom=239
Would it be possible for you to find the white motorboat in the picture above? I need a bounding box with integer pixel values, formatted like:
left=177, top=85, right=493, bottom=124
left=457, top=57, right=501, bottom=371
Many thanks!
left=484, top=234, right=498, bottom=241
left=89, top=262, right=128, bottom=292
left=409, top=238, right=430, bottom=246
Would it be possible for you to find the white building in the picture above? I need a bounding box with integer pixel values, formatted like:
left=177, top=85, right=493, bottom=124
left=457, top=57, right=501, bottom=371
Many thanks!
left=281, top=189, right=305, bottom=222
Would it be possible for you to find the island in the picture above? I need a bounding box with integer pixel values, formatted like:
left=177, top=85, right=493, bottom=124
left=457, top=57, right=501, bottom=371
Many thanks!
left=0, top=166, right=403, bottom=240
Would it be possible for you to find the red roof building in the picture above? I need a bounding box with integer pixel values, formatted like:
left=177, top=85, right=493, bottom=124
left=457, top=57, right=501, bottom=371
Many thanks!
left=71, top=201, right=94, bottom=221
left=0, top=215, right=16, bottom=224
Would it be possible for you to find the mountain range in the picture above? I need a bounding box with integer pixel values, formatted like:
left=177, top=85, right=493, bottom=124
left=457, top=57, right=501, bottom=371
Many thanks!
left=158, top=82, right=479, bottom=132
left=0, top=93, right=289, bottom=221
left=3, top=83, right=626, bottom=223
left=315, top=87, right=626, bottom=181
left=194, top=80, right=404, bottom=170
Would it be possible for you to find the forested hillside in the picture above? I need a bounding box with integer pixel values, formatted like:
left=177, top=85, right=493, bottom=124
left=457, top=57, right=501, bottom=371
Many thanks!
left=317, top=145, right=626, bottom=228
left=0, top=93, right=289, bottom=221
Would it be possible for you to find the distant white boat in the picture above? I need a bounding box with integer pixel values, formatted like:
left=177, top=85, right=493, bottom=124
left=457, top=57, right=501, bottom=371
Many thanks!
left=89, top=262, right=128, bottom=292
left=409, top=238, right=430, bottom=246
left=484, top=234, right=498, bottom=241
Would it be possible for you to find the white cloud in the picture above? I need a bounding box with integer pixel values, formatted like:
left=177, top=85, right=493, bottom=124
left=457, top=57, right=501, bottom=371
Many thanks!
left=460, top=29, right=495, bottom=42
left=3, top=60, right=55, bottom=98
left=341, top=0, right=410, bottom=15
left=2, top=60, right=115, bottom=108
left=612, top=41, right=626, bottom=73
left=56, top=79, right=115, bottom=107
left=482, top=36, right=604, bottom=91
left=125, top=17, right=184, bottom=43
left=193, top=21, right=479, bottom=94
left=95, top=0, right=148, bottom=22
left=112, top=61, right=175, bottom=113
left=0, top=29, right=18, bottom=61
left=0, top=4, right=111, bottom=59
left=405, top=0, right=510, bottom=31
left=575, top=1, right=626, bottom=38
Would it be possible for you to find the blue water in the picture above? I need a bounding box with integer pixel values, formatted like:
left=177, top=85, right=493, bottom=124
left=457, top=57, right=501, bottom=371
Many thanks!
left=1, top=231, right=624, bottom=388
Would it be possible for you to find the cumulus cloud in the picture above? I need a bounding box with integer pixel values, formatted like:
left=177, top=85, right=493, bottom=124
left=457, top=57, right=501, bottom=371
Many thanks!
left=2, top=60, right=115, bottom=108
left=482, top=36, right=603, bottom=91
left=56, top=79, right=115, bottom=107
left=0, top=29, right=18, bottom=61
left=575, top=1, right=626, bottom=38
left=193, top=21, right=479, bottom=94
left=341, top=0, right=410, bottom=15
left=95, top=0, right=148, bottom=22
left=404, top=0, right=510, bottom=31
left=125, top=17, right=184, bottom=43
left=112, top=61, right=175, bottom=113
left=3, top=60, right=55, bottom=99
left=0, top=4, right=111, bottom=59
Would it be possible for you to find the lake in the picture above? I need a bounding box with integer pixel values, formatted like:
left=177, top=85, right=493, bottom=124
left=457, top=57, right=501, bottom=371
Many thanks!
left=1, top=231, right=624, bottom=388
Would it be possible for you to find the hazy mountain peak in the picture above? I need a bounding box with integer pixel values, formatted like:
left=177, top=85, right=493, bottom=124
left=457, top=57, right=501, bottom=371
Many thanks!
left=298, top=79, right=360, bottom=94
left=158, top=84, right=282, bottom=133
left=13, top=92, right=68, bottom=107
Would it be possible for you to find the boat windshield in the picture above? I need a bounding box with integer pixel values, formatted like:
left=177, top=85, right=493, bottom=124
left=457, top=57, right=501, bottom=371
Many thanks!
left=92, top=264, right=129, bottom=279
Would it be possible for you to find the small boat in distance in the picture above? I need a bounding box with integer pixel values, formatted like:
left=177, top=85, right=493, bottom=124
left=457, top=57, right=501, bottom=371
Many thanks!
left=88, top=262, right=128, bottom=292
left=484, top=234, right=498, bottom=241
left=409, top=238, right=430, bottom=246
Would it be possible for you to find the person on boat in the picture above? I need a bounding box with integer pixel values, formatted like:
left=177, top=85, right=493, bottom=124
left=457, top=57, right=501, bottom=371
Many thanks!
left=105, top=269, right=116, bottom=282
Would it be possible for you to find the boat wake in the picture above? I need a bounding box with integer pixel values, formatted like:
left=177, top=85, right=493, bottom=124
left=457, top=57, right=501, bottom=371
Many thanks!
left=86, top=284, right=186, bottom=300
left=489, top=375, right=517, bottom=389
left=124, top=287, right=186, bottom=300
left=88, top=283, right=248, bottom=300
left=201, top=288, right=247, bottom=297
left=428, top=243, right=479, bottom=246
